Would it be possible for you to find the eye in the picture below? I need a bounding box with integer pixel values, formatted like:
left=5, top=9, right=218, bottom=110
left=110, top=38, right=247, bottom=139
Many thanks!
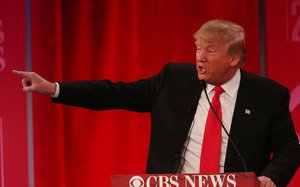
left=207, top=48, right=216, bottom=53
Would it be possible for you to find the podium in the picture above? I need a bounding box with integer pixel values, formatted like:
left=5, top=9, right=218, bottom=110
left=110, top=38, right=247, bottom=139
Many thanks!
left=111, top=172, right=260, bottom=187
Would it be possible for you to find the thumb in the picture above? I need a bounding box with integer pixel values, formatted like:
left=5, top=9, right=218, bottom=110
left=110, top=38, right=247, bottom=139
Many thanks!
left=23, top=85, right=35, bottom=93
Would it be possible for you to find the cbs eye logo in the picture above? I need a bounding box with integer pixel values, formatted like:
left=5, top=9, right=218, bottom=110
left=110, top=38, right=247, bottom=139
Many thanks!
left=129, top=176, right=144, bottom=187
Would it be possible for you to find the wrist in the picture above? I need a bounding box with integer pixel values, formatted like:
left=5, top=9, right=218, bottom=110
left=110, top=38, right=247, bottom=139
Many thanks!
left=51, top=82, right=60, bottom=98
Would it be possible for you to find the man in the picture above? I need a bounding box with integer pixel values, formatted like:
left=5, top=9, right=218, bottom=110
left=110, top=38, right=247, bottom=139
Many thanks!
left=14, top=20, right=300, bottom=187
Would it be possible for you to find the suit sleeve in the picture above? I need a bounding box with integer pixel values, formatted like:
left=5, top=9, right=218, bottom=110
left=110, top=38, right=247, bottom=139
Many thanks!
left=52, top=64, right=169, bottom=112
left=260, top=87, right=300, bottom=186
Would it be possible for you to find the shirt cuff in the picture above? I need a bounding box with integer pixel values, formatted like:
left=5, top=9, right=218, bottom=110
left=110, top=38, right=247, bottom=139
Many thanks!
left=52, top=82, right=60, bottom=98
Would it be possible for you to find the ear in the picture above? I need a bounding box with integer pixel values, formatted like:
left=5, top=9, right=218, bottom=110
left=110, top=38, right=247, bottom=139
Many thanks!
left=229, top=54, right=241, bottom=67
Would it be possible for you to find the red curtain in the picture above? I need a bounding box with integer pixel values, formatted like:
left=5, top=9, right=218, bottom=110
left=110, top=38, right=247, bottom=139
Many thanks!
left=31, top=0, right=260, bottom=186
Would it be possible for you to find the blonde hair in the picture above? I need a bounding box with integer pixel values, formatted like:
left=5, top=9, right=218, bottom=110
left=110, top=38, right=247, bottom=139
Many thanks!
left=194, top=20, right=247, bottom=66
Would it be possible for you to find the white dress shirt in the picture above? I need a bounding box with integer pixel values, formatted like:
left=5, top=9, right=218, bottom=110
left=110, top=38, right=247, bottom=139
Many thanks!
left=181, top=69, right=241, bottom=173
left=52, top=82, right=60, bottom=98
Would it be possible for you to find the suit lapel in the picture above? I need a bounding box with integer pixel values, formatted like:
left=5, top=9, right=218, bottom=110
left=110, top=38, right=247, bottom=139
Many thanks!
left=224, top=71, right=256, bottom=170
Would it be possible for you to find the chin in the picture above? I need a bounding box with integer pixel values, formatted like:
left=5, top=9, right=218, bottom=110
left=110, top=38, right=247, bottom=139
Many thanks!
left=197, top=74, right=206, bottom=81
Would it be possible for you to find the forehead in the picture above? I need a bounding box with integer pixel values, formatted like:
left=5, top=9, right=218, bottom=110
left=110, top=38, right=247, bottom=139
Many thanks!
left=195, top=38, right=227, bottom=48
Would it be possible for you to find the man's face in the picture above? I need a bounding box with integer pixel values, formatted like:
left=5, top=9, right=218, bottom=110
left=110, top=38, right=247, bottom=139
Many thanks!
left=195, top=38, right=237, bottom=85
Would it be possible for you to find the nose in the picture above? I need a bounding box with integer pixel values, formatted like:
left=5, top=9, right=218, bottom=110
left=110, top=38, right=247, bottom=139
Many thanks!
left=196, top=50, right=206, bottom=62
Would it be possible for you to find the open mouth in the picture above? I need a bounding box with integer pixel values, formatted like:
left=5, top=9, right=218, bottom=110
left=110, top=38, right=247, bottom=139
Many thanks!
left=198, top=65, right=206, bottom=74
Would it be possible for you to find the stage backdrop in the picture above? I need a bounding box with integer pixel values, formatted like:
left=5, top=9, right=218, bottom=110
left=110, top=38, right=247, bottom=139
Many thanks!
left=265, top=0, right=300, bottom=186
left=0, top=0, right=292, bottom=187
left=0, top=0, right=30, bottom=187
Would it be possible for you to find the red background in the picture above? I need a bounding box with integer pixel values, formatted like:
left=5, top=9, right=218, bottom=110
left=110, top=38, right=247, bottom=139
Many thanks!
left=0, top=0, right=29, bottom=187
left=265, top=1, right=300, bottom=186
left=1, top=0, right=299, bottom=187
left=31, top=1, right=260, bottom=187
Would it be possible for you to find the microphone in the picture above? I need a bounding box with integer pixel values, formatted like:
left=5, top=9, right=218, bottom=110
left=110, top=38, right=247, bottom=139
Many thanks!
left=186, top=79, right=206, bottom=114
left=202, top=81, right=248, bottom=172
left=199, top=79, right=206, bottom=89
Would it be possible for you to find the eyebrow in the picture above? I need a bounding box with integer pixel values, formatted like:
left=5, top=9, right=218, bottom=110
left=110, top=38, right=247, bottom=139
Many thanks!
left=195, top=43, right=216, bottom=49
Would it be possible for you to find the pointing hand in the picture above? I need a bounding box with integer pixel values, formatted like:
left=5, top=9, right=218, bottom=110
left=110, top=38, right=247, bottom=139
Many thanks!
left=12, top=70, right=56, bottom=95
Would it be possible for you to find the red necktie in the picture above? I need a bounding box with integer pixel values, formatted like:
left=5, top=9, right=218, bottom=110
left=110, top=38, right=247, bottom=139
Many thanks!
left=200, top=86, right=224, bottom=174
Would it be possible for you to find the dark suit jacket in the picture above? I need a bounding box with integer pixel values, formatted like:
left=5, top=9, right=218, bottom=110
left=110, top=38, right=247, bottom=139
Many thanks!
left=53, top=63, right=300, bottom=186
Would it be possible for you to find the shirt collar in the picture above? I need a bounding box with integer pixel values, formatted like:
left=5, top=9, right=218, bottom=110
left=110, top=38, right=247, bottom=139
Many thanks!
left=206, top=69, right=241, bottom=98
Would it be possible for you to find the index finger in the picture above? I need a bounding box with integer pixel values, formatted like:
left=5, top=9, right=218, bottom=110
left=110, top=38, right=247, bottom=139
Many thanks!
left=12, top=70, right=31, bottom=78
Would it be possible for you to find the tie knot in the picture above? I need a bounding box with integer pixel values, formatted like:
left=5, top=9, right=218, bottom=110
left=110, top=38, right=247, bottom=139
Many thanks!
left=213, top=86, right=224, bottom=95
